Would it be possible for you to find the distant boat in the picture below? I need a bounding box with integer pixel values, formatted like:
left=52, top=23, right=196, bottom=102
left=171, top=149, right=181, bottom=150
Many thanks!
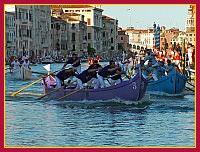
left=41, top=57, right=54, bottom=64
left=54, top=59, right=66, bottom=63
left=147, top=69, right=187, bottom=94
left=41, top=70, right=148, bottom=103
left=12, top=67, right=32, bottom=80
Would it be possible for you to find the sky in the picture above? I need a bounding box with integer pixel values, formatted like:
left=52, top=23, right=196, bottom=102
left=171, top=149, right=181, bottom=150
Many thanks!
left=5, top=4, right=190, bottom=31
left=101, top=4, right=190, bottom=31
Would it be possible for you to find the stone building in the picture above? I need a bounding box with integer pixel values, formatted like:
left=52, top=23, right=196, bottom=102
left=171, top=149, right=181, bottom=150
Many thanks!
left=5, top=11, right=16, bottom=61
left=60, top=13, right=88, bottom=57
left=60, top=5, right=103, bottom=56
left=185, top=5, right=195, bottom=46
left=15, top=5, right=51, bottom=59
left=102, top=15, right=118, bottom=58
left=51, top=16, right=68, bottom=57
left=118, top=27, right=129, bottom=53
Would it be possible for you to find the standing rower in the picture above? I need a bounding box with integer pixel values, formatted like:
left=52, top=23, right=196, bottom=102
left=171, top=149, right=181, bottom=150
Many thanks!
left=62, top=53, right=81, bottom=73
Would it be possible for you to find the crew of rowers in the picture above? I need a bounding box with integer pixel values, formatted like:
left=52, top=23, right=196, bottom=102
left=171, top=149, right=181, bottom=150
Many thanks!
left=10, top=56, right=31, bottom=72
left=55, top=52, right=177, bottom=89
left=55, top=56, right=125, bottom=89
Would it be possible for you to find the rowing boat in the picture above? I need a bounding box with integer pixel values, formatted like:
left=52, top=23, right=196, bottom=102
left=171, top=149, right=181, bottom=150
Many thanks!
left=12, top=67, right=32, bottom=80
left=147, top=69, right=187, bottom=94
left=41, top=71, right=148, bottom=103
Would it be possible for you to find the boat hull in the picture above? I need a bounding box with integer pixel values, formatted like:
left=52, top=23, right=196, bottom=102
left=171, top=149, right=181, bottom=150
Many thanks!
left=42, top=71, right=148, bottom=102
left=147, top=69, right=187, bottom=94
left=12, top=67, right=32, bottom=80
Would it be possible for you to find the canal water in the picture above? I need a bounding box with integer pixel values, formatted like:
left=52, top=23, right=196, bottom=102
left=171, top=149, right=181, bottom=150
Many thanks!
left=5, top=63, right=195, bottom=147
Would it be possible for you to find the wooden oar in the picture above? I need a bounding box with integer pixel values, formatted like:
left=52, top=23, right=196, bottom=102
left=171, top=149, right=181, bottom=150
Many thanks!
left=10, top=68, right=61, bottom=97
left=35, top=80, right=76, bottom=100
left=187, top=81, right=195, bottom=87
left=11, top=77, right=44, bottom=97
left=122, top=69, right=134, bottom=80
left=36, top=87, right=62, bottom=100
left=57, top=87, right=85, bottom=101
left=185, top=86, right=195, bottom=92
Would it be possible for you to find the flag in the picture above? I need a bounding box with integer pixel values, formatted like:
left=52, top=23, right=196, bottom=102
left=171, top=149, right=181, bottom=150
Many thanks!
left=43, top=64, right=50, bottom=72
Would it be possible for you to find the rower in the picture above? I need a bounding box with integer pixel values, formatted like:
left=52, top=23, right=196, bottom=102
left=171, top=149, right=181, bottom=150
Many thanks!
left=134, top=59, right=146, bottom=76
left=110, top=66, right=126, bottom=86
left=143, top=60, right=154, bottom=79
left=152, top=61, right=165, bottom=81
left=55, top=68, right=77, bottom=88
left=164, top=59, right=175, bottom=75
left=62, top=53, right=81, bottom=73
left=97, top=60, right=121, bottom=88
left=144, top=50, right=157, bottom=65
left=11, top=58, right=20, bottom=72
left=87, top=60, right=102, bottom=89
left=22, top=59, right=31, bottom=70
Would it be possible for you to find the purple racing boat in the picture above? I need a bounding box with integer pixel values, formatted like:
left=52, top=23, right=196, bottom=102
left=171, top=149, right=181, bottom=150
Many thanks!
left=41, top=70, right=148, bottom=102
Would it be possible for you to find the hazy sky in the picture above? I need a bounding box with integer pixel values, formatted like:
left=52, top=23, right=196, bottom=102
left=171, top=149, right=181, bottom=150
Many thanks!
left=102, top=4, right=190, bottom=31
left=5, top=4, right=190, bottom=31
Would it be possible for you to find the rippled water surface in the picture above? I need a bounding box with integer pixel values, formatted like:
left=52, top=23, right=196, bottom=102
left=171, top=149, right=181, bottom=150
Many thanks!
left=5, top=63, right=195, bottom=147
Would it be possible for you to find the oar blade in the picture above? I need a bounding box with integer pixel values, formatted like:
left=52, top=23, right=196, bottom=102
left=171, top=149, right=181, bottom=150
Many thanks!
left=11, top=77, right=43, bottom=97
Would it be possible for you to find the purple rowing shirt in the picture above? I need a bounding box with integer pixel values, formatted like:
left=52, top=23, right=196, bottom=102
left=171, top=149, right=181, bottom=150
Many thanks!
left=76, top=70, right=92, bottom=83
left=56, top=69, right=76, bottom=81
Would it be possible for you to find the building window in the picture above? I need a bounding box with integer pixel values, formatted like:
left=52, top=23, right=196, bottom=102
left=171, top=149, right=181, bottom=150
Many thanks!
left=111, top=37, right=113, bottom=43
left=72, top=23, right=75, bottom=28
left=87, top=18, right=91, bottom=25
left=88, top=33, right=91, bottom=40
left=189, top=34, right=192, bottom=36
left=190, top=38, right=192, bottom=41
left=72, top=33, right=75, bottom=41
left=121, top=37, right=123, bottom=40
left=72, top=45, right=75, bottom=51
left=103, top=32, right=105, bottom=37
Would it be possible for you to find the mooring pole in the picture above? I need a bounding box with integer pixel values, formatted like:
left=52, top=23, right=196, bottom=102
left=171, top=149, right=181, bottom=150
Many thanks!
left=181, top=39, right=186, bottom=75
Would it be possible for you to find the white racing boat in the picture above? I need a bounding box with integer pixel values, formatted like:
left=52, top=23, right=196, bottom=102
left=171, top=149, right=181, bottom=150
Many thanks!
left=12, top=67, right=32, bottom=80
